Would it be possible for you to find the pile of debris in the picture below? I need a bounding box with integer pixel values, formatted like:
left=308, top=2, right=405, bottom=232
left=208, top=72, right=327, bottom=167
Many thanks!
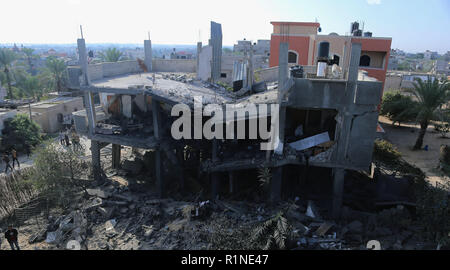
left=162, top=73, right=194, bottom=84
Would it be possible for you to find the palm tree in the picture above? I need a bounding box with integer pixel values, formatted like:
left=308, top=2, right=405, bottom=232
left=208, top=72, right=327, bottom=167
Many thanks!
left=0, top=49, right=17, bottom=99
left=407, top=77, right=450, bottom=150
left=98, top=48, right=123, bottom=62
left=45, top=57, right=66, bottom=92
left=20, top=75, right=41, bottom=100
left=21, top=47, right=36, bottom=74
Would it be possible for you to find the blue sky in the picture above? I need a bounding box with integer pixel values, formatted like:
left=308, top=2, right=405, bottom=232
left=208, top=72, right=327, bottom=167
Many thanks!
left=1, top=0, right=449, bottom=53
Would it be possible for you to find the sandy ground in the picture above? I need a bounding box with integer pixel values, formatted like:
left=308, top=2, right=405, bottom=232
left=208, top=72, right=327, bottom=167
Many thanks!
left=379, top=116, right=449, bottom=185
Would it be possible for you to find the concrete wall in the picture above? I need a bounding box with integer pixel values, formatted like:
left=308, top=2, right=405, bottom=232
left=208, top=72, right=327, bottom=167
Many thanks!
left=384, top=75, right=402, bottom=91
left=152, top=59, right=196, bottom=73
left=26, top=98, right=84, bottom=133
left=102, top=61, right=141, bottom=77
left=255, top=65, right=316, bottom=83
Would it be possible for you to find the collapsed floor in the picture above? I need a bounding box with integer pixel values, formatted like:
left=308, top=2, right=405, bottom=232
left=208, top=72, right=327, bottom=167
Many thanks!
left=0, top=143, right=447, bottom=251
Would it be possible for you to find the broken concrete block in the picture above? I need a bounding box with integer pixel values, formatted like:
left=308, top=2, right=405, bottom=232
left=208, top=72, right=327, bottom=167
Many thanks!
left=87, top=188, right=110, bottom=199
left=305, top=200, right=322, bottom=220
left=290, top=132, right=331, bottom=151
left=105, top=219, right=117, bottom=232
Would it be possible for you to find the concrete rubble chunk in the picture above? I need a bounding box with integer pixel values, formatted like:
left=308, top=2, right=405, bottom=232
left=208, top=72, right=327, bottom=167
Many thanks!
left=305, top=200, right=322, bottom=220
left=290, top=132, right=331, bottom=151
left=87, top=188, right=110, bottom=199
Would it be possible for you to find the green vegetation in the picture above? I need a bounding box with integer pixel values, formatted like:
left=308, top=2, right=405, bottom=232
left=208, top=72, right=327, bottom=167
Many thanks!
left=0, top=49, right=18, bottom=99
left=98, top=48, right=123, bottom=62
left=26, top=142, right=90, bottom=207
left=45, top=56, right=67, bottom=92
left=0, top=114, right=42, bottom=152
left=380, top=91, right=418, bottom=126
left=407, top=78, right=450, bottom=150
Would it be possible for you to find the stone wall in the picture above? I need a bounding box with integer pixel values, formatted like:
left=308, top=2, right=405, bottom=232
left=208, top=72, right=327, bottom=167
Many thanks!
left=152, top=59, right=196, bottom=73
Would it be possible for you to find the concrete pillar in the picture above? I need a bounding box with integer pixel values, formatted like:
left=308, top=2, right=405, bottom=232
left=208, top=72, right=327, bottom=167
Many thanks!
left=211, top=139, right=220, bottom=200
left=196, top=42, right=202, bottom=74
left=332, top=43, right=361, bottom=218
left=91, top=140, right=102, bottom=183
left=84, top=91, right=96, bottom=136
left=77, top=38, right=90, bottom=86
left=152, top=100, right=164, bottom=197
left=270, top=167, right=283, bottom=203
left=144, top=40, right=152, bottom=72
left=278, top=42, right=289, bottom=90
left=332, top=168, right=345, bottom=219
left=112, top=144, right=121, bottom=169
left=210, top=21, right=222, bottom=83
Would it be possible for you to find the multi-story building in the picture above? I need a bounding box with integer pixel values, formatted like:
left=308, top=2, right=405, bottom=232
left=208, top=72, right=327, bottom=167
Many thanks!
left=269, top=21, right=392, bottom=89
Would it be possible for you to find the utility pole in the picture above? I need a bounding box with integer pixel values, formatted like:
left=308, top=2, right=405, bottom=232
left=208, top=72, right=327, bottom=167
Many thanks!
left=28, top=102, right=32, bottom=121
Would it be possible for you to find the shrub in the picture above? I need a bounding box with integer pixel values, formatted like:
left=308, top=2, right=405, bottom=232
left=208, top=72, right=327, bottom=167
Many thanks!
left=380, top=91, right=418, bottom=126
left=373, top=139, right=401, bottom=163
left=0, top=113, right=42, bottom=152
left=27, top=142, right=91, bottom=207
left=415, top=179, right=450, bottom=247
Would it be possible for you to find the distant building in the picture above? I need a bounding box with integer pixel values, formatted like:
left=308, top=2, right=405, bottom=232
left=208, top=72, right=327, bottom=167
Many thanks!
left=233, top=39, right=270, bottom=56
left=269, top=21, right=392, bottom=88
left=384, top=71, right=435, bottom=91
left=18, top=97, right=83, bottom=133
left=424, top=50, right=438, bottom=60
left=170, top=49, right=193, bottom=59
left=436, top=60, right=450, bottom=76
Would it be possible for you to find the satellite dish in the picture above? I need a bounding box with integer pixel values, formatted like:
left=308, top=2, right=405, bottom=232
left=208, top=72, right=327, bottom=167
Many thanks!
left=318, top=27, right=322, bottom=33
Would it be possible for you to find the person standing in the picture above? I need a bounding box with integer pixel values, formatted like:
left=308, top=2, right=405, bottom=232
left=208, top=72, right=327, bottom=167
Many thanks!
left=5, top=225, right=20, bottom=250
left=59, top=131, right=65, bottom=146
left=2, top=154, right=13, bottom=173
left=64, top=130, right=71, bottom=146
left=11, top=148, right=20, bottom=169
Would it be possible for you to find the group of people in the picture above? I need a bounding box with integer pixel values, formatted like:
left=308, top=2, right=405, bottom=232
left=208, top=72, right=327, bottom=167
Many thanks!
left=59, top=128, right=82, bottom=151
left=2, top=148, right=20, bottom=174
left=0, top=225, right=20, bottom=250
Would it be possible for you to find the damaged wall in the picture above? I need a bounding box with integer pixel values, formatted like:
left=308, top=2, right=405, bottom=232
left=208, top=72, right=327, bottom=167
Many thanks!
left=287, top=78, right=383, bottom=170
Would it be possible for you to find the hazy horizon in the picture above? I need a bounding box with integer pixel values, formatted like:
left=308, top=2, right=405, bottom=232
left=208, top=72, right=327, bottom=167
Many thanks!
left=1, top=0, right=449, bottom=54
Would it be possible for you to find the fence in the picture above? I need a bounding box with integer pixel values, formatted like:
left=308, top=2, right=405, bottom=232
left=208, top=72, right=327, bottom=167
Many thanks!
left=0, top=167, right=38, bottom=221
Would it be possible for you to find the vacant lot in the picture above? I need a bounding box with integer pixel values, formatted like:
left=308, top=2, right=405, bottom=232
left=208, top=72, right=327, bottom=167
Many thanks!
left=379, top=116, right=449, bottom=185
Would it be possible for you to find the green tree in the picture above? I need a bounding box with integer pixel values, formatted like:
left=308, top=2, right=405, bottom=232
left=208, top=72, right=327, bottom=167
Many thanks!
left=380, top=91, right=418, bottom=126
left=98, top=48, right=123, bottom=62
left=0, top=49, right=17, bottom=99
left=45, top=56, right=66, bottom=92
left=19, top=75, right=42, bottom=100
left=30, top=142, right=90, bottom=206
left=407, top=78, right=450, bottom=150
left=0, top=113, right=42, bottom=152
left=21, top=47, right=36, bottom=73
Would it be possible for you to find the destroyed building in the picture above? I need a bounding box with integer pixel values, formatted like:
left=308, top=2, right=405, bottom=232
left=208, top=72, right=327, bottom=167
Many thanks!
left=70, top=21, right=385, bottom=218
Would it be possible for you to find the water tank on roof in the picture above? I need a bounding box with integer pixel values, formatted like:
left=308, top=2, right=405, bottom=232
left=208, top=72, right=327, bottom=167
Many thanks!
left=350, top=22, right=359, bottom=34
left=318, top=42, right=330, bottom=59
left=353, top=30, right=362, bottom=37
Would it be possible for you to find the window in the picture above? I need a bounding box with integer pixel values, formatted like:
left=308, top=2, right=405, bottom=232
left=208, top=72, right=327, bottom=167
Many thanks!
left=221, top=73, right=227, bottom=78
left=359, top=55, right=371, bottom=67
left=288, top=51, right=298, bottom=64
